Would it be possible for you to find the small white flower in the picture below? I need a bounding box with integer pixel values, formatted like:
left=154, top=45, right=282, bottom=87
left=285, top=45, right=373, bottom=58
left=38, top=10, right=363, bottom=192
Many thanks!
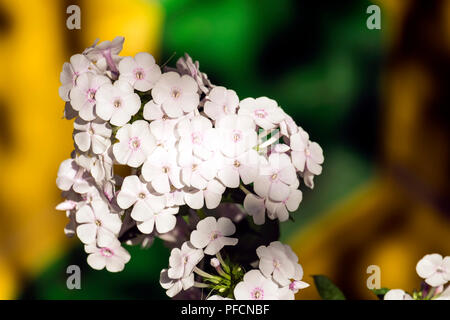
left=238, top=97, right=285, bottom=130
left=75, top=201, right=122, bottom=246
left=204, top=86, right=239, bottom=121
left=85, top=236, right=131, bottom=273
left=175, top=53, right=213, bottom=94
left=119, top=52, right=161, bottom=91
left=253, top=153, right=298, bottom=202
left=113, top=120, right=156, bottom=168
left=84, top=36, right=124, bottom=73
left=179, top=155, right=216, bottom=190
left=217, top=149, right=260, bottom=188
left=143, top=100, right=165, bottom=121
left=243, top=193, right=266, bottom=225
left=152, top=72, right=199, bottom=118
left=168, top=241, right=204, bottom=279
left=142, top=147, right=183, bottom=193
left=59, top=54, right=92, bottom=102
left=234, top=270, right=280, bottom=300
left=286, top=279, right=309, bottom=294
left=282, top=243, right=309, bottom=293
left=160, top=269, right=194, bottom=298
left=136, top=206, right=179, bottom=235
left=416, top=254, right=450, bottom=287
left=290, top=127, right=324, bottom=175
left=150, top=118, right=178, bottom=151
left=177, top=116, right=217, bottom=161
left=256, top=241, right=295, bottom=286
left=279, top=112, right=298, bottom=137
left=70, top=73, right=111, bottom=121
left=75, top=152, right=113, bottom=184
left=95, top=80, right=141, bottom=126
left=164, top=188, right=186, bottom=207
left=301, top=169, right=316, bottom=189
left=73, top=118, right=112, bottom=154
left=203, top=179, right=226, bottom=209
left=116, top=175, right=165, bottom=217
left=190, top=216, right=238, bottom=255
left=265, top=184, right=302, bottom=222
left=216, top=114, right=257, bottom=158
left=56, top=159, right=92, bottom=193
left=210, top=257, right=220, bottom=268
left=183, top=187, right=205, bottom=210
left=384, top=289, right=413, bottom=300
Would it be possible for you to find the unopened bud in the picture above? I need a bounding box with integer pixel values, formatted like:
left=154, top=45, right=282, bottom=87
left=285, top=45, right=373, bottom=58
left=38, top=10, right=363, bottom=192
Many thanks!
left=210, top=258, right=220, bottom=268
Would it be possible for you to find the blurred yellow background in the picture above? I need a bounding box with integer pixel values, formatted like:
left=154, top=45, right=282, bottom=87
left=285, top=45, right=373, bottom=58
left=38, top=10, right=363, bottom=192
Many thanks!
left=0, top=0, right=163, bottom=298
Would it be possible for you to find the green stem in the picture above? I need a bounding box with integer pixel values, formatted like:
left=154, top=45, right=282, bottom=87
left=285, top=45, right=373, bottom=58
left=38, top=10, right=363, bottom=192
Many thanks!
left=193, top=266, right=220, bottom=281
left=239, top=184, right=250, bottom=195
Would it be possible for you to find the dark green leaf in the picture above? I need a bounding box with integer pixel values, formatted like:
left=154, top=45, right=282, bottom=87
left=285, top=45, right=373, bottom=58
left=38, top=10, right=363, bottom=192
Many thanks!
left=371, top=288, right=390, bottom=299
left=313, top=275, right=346, bottom=300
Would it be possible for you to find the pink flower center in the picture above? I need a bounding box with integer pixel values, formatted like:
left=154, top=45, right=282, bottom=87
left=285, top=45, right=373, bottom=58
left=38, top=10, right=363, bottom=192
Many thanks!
left=138, top=192, right=146, bottom=199
left=100, top=247, right=114, bottom=257
left=113, top=98, right=122, bottom=108
left=251, top=287, right=264, bottom=300
left=232, top=130, right=242, bottom=142
left=171, top=88, right=181, bottom=99
left=210, top=231, right=222, bottom=241
left=134, top=68, right=145, bottom=80
left=129, top=137, right=141, bottom=151
left=273, top=259, right=280, bottom=269
left=87, top=89, right=96, bottom=102
left=289, top=280, right=297, bottom=291
left=191, top=132, right=203, bottom=145
left=254, top=109, right=267, bottom=119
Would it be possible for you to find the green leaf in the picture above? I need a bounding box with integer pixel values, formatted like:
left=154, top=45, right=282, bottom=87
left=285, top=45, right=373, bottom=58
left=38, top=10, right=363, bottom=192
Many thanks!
left=371, top=287, right=390, bottom=299
left=313, top=275, right=346, bottom=300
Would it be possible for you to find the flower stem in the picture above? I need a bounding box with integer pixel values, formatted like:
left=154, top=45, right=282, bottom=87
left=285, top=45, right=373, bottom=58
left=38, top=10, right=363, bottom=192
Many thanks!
left=194, top=266, right=220, bottom=281
left=194, top=282, right=210, bottom=288
left=239, top=184, right=250, bottom=195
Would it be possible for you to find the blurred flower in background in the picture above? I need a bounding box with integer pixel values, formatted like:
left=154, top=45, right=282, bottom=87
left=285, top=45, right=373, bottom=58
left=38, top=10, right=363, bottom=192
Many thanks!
left=0, top=0, right=449, bottom=299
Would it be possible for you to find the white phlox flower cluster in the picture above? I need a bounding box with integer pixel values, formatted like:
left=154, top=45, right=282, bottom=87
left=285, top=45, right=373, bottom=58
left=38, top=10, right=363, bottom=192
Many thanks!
left=56, top=37, right=322, bottom=298
left=159, top=217, right=308, bottom=299
left=384, top=253, right=450, bottom=300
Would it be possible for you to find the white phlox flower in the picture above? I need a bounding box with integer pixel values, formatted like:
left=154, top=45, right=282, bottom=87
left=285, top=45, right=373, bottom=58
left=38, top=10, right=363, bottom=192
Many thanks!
left=119, top=52, right=161, bottom=91
left=95, top=80, right=141, bottom=126
left=113, top=120, right=156, bottom=168
left=416, top=254, right=450, bottom=287
left=73, top=118, right=112, bottom=154
left=190, top=216, right=238, bottom=255
left=152, top=72, right=199, bottom=118
left=75, top=201, right=122, bottom=246
left=70, top=73, right=111, bottom=121
left=204, top=86, right=239, bottom=121
left=85, top=236, right=131, bottom=272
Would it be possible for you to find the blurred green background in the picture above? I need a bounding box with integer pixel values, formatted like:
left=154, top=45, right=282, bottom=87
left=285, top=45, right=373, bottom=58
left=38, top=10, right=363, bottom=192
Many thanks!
left=0, top=0, right=449, bottom=299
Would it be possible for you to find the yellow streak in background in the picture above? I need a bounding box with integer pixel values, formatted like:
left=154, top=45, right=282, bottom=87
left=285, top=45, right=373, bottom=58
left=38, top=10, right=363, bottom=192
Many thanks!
left=0, top=0, right=162, bottom=299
